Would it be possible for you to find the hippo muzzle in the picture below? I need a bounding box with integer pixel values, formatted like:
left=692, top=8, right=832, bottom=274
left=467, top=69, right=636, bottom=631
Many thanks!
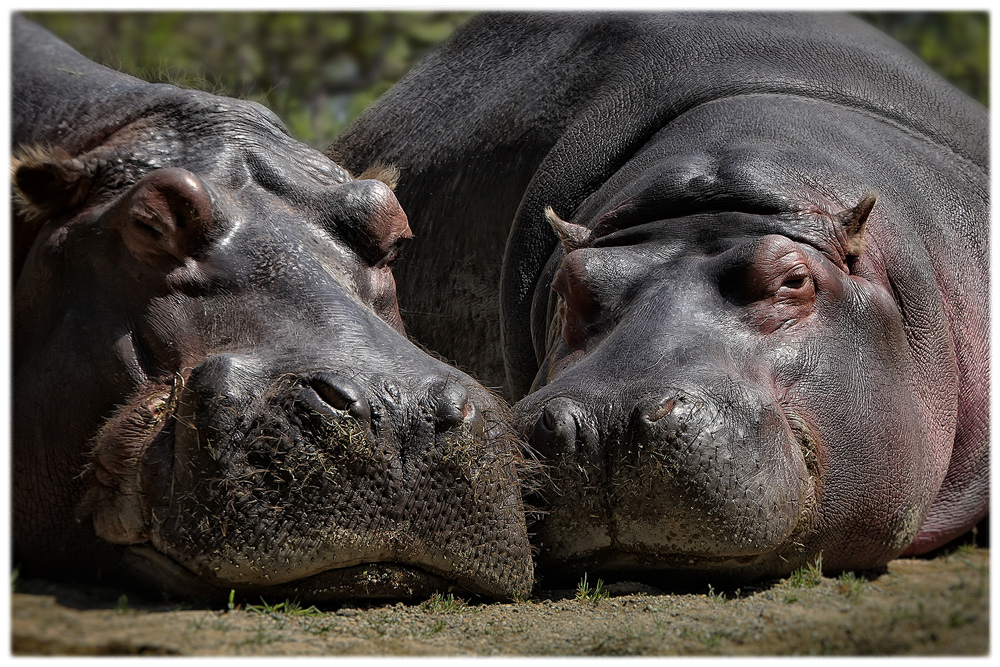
left=524, top=383, right=814, bottom=570
left=79, top=348, right=527, bottom=600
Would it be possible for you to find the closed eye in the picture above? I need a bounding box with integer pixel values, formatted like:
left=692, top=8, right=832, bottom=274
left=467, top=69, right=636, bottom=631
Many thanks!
left=782, top=275, right=807, bottom=290
left=373, top=235, right=412, bottom=269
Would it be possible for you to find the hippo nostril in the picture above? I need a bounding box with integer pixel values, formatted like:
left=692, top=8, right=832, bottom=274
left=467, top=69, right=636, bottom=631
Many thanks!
left=532, top=397, right=580, bottom=456
left=433, top=380, right=472, bottom=431
left=635, top=392, right=699, bottom=435
left=308, top=372, right=371, bottom=423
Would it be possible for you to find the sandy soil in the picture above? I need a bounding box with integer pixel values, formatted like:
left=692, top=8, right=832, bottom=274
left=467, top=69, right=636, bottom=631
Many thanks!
left=11, top=545, right=988, bottom=656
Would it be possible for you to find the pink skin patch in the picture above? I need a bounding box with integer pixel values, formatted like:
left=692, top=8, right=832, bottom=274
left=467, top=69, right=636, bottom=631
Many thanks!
left=551, top=252, right=601, bottom=350
left=348, top=180, right=412, bottom=333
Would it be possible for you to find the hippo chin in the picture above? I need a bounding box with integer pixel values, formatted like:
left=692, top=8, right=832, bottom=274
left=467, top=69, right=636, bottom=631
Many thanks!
left=330, top=12, right=988, bottom=583
left=12, top=15, right=533, bottom=601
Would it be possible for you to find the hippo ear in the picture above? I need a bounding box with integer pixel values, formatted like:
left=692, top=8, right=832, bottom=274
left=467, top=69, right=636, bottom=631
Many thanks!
left=545, top=207, right=591, bottom=253
left=11, top=145, right=93, bottom=221
left=836, top=192, right=877, bottom=261
left=119, top=168, right=213, bottom=265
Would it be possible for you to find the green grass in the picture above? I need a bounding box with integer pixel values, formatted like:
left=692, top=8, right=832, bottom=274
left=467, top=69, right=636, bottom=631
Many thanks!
left=576, top=573, right=610, bottom=605
left=783, top=554, right=824, bottom=603
left=423, top=618, right=448, bottom=636
left=364, top=613, right=397, bottom=638
left=419, top=592, right=468, bottom=613
left=836, top=571, right=867, bottom=601
left=706, top=583, right=727, bottom=603
left=787, top=554, right=824, bottom=589
left=512, top=589, right=531, bottom=603
left=246, top=597, right=322, bottom=617
left=238, top=619, right=281, bottom=647
left=950, top=610, right=976, bottom=628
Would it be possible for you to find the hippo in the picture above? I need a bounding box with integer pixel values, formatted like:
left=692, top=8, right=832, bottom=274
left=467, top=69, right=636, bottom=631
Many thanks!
left=329, top=12, right=989, bottom=584
left=11, top=15, right=533, bottom=602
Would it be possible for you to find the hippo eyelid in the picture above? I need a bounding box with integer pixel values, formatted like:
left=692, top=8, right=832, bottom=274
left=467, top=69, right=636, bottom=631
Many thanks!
left=779, top=261, right=811, bottom=285
left=372, top=236, right=411, bottom=269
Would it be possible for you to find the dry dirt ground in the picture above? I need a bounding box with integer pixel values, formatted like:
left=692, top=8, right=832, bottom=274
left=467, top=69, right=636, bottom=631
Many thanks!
left=10, top=545, right=989, bottom=656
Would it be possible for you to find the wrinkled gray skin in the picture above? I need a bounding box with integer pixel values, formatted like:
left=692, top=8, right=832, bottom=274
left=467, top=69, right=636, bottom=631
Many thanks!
left=330, top=13, right=988, bottom=584
left=12, top=15, right=533, bottom=602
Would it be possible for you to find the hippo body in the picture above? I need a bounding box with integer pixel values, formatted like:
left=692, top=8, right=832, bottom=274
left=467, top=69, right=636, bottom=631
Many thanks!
left=330, top=12, right=988, bottom=582
left=12, top=15, right=533, bottom=601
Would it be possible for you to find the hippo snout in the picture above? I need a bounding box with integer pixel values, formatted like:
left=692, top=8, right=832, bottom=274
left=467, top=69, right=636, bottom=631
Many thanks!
left=525, top=389, right=716, bottom=469
left=179, top=354, right=499, bottom=466
left=126, top=352, right=534, bottom=600
left=530, top=396, right=591, bottom=457
left=630, top=390, right=716, bottom=451
left=428, top=377, right=486, bottom=436
left=520, top=384, right=815, bottom=578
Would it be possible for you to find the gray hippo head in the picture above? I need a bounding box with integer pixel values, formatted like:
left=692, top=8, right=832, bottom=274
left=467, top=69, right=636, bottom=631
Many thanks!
left=12, top=16, right=533, bottom=602
left=321, top=11, right=988, bottom=587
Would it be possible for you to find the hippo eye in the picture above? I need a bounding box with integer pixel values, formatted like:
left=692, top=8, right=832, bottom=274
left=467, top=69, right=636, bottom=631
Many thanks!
left=779, top=267, right=811, bottom=292
left=373, top=236, right=410, bottom=269
left=782, top=276, right=806, bottom=289
left=719, top=236, right=817, bottom=311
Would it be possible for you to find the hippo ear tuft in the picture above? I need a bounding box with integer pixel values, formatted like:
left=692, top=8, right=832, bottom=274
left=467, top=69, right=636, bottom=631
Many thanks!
left=11, top=145, right=92, bottom=221
left=358, top=163, right=400, bottom=191
left=836, top=192, right=877, bottom=259
left=545, top=207, right=591, bottom=253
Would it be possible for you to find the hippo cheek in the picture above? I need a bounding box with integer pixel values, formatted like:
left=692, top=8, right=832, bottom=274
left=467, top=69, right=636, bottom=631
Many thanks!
left=118, top=353, right=532, bottom=601
left=520, top=384, right=815, bottom=580
left=76, top=382, right=181, bottom=547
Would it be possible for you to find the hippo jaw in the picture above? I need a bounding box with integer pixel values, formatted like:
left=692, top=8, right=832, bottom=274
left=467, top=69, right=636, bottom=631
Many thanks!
left=78, top=355, right=532, bottom=601
left=121, top=546, right=476, bottom=601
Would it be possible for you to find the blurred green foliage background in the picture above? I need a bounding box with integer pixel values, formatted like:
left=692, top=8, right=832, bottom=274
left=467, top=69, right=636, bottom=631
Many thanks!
left=23, top=11, right=988, bottom=149
left=855, top=12, right=988, bottom=106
